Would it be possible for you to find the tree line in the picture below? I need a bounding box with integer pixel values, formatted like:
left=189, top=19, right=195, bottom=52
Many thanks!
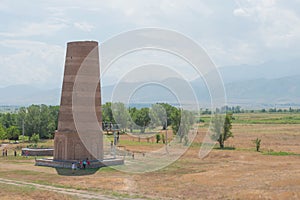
left=201, top=106, right=300, bottom=115
left=103, top=102, right=195, bottom=143
left=0, top=103, right=195, bottom=144
left=0, top=105, right=59, bottom=141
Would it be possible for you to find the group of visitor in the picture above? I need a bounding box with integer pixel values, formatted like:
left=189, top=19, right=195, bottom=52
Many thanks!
left=2, top=149, right=7, bottom=156
left=2, top=149, right=18, bottom=156
left=22, top=150, right=29, bottom=157
left=72, top=158, right=90, bottom=173
left=113, top=131, right=120, bottom=145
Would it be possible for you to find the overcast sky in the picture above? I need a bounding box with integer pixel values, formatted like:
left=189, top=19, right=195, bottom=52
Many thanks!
left=0, top=0, right=300, bottom=88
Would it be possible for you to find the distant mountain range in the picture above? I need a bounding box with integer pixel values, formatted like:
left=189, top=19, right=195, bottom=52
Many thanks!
left=217, top=59, right=300, bottom=84
left=101, top=75, right=300, bottom=108
left=1, top=60, right=300, bottom=108
left=0, top=85, right=60, bottom=106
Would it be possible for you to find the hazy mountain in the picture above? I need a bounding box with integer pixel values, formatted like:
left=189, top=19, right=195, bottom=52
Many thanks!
left=225, top=75, right=300, bottom=105
left=218, top=59, right=300, bottom=83
left=1, top=60, right=300, bottom=108
left=102, top=75, right=300, bottom=108
left=101, top=77, right=209, bottom=104
left=0, top=85, right=60, bottom=105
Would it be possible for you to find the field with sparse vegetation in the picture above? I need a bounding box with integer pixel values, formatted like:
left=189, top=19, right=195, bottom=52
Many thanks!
left=0, top=112, right=300, bottom=199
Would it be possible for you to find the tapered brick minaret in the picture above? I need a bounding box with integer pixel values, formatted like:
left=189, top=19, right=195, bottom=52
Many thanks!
left=54, top=41, right=103, bottom=161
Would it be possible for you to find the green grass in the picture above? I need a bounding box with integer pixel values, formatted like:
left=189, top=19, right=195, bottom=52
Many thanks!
left=3, top=170, right=42, bottom=176
left=32, top=179, right=87, bottom=191
left=199, top=115, right=212, bottom=124
left=0, top=182, right=80, bottom=199
left=111, top=191, right=151, bottom=199
left=0, top=155, right=48, bottom=161
left=118, top=139, right=163, bottom=146
left=233, top=113, right=300, bottom=124
left=97, top=166, right=118, bottom=172
left=200, top=113, right=300, bottom=124
left=0, top=182, right=36, bottom=193
left=235, top=147, right=257, bottom=152
left=262, top=151, right=300, bottom=156
left=28, top=175, right=148, bottom=199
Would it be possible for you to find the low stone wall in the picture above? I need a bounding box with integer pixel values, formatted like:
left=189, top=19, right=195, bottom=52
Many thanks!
left=35, top=158, right=124, bottom=168
left=22, top=148, right=54, bottom=156
left=36, top=159, right=72, bottom=168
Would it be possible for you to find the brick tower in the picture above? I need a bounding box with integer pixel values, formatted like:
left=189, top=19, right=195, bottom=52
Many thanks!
left=53, top=41, right=103, bottom=161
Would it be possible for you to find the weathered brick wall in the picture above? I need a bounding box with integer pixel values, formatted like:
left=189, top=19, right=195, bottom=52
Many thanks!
left=53, top=41, right=103, bottom=161
left=22, top=148, right=53, bottom=156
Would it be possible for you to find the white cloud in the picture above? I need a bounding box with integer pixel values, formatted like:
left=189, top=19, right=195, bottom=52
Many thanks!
left=228, top=0, right=300, bottom=63
left=0, top=21, right=67, bottom=37
left=259, top=8, right=300, bottom=49
left=73, top=22, right=95, bottom=32
left=102, top=49, right=199, bottom=86
left=233, top=8, right=249, bottom=17
left=233, top=0, right=300, bottom=45
left=0, top=0, right=300, bottom=88
left=202, top=38, right=264, bottom=67
left=0, top=40, right=64, bottom=88
left=85, top=0, right=214, bottom=26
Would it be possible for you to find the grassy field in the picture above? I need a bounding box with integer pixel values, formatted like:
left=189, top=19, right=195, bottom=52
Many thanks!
left=200, top=112, right=300, bottom=124
left=232, top=113, right=300, bottom=124
left=1, top=113, right=300, bottom=199
left=0, top=182, right=79, bottom=200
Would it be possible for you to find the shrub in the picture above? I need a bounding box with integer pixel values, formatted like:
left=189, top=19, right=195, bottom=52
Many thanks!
left=184, top=135, right=189, bottom=146
left=161, top=134, right=165, bottom=144
left=210, top=113, right=233, bottom=149
left=19, top=135, right=29, bottom=142
left=30, top=133, right=40, bottom=144
left=253, top=138, right=261, bottom=152
left=156, top=134, right=161, bottom=143
left=197, top=118, right=205, bottom=123
left=27, top=143, right=38, bottom=148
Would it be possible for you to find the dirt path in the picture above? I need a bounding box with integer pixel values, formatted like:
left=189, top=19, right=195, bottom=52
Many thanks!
left=0, top=177, right=142, bottom=200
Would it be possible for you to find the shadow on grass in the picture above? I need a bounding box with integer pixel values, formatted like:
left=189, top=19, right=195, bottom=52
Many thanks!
left=55, top=168, right=100, bottom=176
left=214, top=146, right=236, bottom=150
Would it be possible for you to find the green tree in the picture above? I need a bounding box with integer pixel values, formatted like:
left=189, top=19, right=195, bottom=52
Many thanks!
left=1, top=113, right=17, bottom=128
left=6, top=126, right=20, bottom=141
left=211, top=113, right=233, bottom=148
left=47, top=106, right=59, bottom=138
left=46, top=122, right=56, bottom=139
left=111, top=102, right=130, bottom=132
left=158, top=103, right=178, bottom=127
left=131, top=108, right=151, bottom=133
left=176, top=110, right=194, bottom=143
left=128, top=107, right=138, bottom=132
left=39, top=105, right=58, bottom=138
left=0, top=124, right=7, bottom=141
left=102, top=102, right=115, bottom=123
left=39, top=104, right=50, bottom=138
left=149, top=104, right=167, bottom=129
left=170, top=108, right=181, bottom=136
left=17, top=105, right=59, bottom=139
left=25, top=105, right=41, bottom=137
left=30, top=133, right=40, bottom=144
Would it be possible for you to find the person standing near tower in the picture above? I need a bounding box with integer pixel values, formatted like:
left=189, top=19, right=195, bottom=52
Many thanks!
left=83, top=160, right=87, bottom=169
left=72, top=162, right=76, bottom=174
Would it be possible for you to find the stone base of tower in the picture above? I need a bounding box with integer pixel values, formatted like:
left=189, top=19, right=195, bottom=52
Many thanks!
left=53, top=131, right=103, bottom=161
left=35, top=157, right=124, bottom=169
left=39, top=130, right=124, bottom=169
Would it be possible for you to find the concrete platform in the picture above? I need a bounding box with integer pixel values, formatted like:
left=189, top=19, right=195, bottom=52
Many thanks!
left=35, top=158, right=124, bottom=169
left=22, top=148, right=53, bottom=156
